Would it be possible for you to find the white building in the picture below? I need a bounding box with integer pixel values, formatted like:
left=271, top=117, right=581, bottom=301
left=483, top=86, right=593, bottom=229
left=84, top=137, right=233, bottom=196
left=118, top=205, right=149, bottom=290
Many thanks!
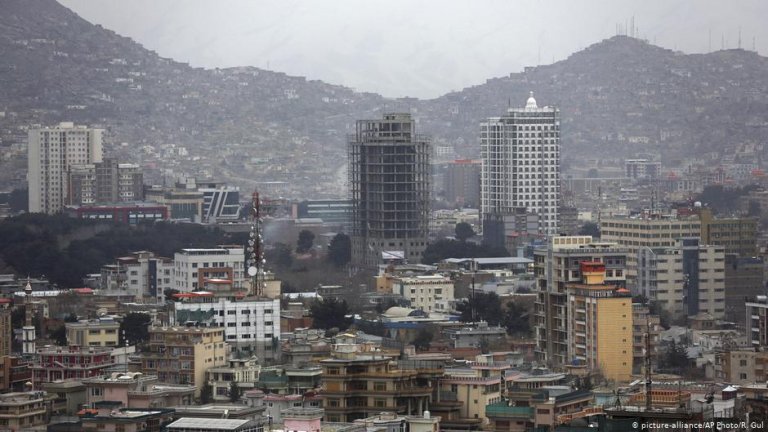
left=173, top=247, right=246, bottom=292
left=480, top=92, right=560, bottom=242
left=393, top=275, right=454, bottom=312
left=172, top=295, right=280, bottom=358
left=28, top=122, right=104, bottom=214
left=100, top=251, right=174, bottom=301
left=197, top=181, right=241, bottom=223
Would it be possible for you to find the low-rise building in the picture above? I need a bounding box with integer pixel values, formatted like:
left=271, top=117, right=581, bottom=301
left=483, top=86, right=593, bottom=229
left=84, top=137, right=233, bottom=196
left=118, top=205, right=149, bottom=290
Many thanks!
left=207, top=357, right=260, bottom=402
left=79, top=405, right=175, bottom=432
left=173, top=246, right=247, bottom=292
left=66, top=317, right=120, bottom=347
left=443, top=322, right=506, bottom=349
left=31, top=346, right=114, bottom=389
left=0, top=391, right=50, bottom=431
left=82, top=372, right=195, bottom=409
left=392, top=275, right=454, bottom=313
left=165, top=418, right=262, bottom=432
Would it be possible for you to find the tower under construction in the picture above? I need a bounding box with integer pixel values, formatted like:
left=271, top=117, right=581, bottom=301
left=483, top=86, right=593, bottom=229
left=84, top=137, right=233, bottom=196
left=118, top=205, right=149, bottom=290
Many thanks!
left=349, top=113, right=431, bottom=268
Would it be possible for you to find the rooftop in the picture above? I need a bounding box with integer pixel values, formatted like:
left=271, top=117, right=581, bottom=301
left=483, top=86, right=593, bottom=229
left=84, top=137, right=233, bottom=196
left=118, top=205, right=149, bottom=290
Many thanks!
left=167, top=418, right=257, bottom=430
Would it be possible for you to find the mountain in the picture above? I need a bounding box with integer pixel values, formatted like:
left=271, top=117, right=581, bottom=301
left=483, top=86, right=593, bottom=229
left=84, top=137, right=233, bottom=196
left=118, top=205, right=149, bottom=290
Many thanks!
left=2, top=0, right=768, bottom=197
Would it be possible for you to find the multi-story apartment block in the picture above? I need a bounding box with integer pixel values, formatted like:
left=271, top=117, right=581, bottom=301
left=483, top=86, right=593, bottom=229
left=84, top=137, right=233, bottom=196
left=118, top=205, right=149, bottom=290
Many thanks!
left=746, top=296, right=768, bottom=349
left=172, top=294, right=280, bottom=359
left=320, top=354, right=432, bottom=422
left=565, top=261, right=633, bottom=382
left=197, top=181, right=241, bottom=223
left=481, top=92, right=560, bottom=244
left=631, top=303, right=660, bottom=374
left=439, top=361, right=514, bottom=424
left=698, top=207, right=758, bottom=257
left=600, top=215, right=701, bottom=290
left=444, top=159, right=481, bottom=208
left=67, top=158, right=143, bottom=206
left=31, top=346, right=114, bottom=389
left=637, top=238, right=726, bottom=319
left=724, top=254, right=764, bottom=324
left=533, top=236, right=627, bottom=368
left=206, top=357, right=260, bottom=402
left=142, top=327, right=228, bottom=397
left=66, top=317, right=120, bottom=347
left=0, top=391, right=50, bottom=430
left=392, top=275, right=454, bottom=313
left=624, top=159, right=661, bottom=180
left=28, top=122, right=103, bottom=214
left=100, top=251, right=174, bottom=301
left=0, top=303, right=10, bottom=357
left=173, top=246, right=246, bottom=292
left=485, top=388, right=593, bottom=432
left=349, top=113, right=431, bottom=267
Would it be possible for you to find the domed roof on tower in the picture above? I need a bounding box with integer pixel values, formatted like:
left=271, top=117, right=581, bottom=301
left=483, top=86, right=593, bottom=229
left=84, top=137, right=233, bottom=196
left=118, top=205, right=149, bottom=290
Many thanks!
left=525, top=91, right=538, bottom=110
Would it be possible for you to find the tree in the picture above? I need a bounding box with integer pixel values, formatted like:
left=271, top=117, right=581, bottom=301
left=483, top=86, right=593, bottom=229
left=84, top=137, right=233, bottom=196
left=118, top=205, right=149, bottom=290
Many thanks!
left=503, top=301, right=531, bottom=337
left=64, top=313, right=79, bottom=322
left=422, top=239, right=509, bottom=265
left=455, top=222, right=475, bottom=242
left=456, top=292, right=504, bottom=326
left=164, top=288, right=180, bottom=302
left=119, top=312, right=152, bottom=346
left=578, top=222, right=600, bottom=238
left=200, top=382, right=213, bottom=404
left=229, top=381, right=242, bottom=402
left=9, top=188, right=28, bottom=213
left=50, top=325, right=67, bottom=346
left=327, top=233, right=352, bottom=268
left=412, top=328, right=433, bottom=351
left=296, top=230, right=315, bottom=254
left=659, top=340, right=689, bottom=374
left=310, top=297, right=352, bottom=331
left=267, top=242, right=293, bottom=269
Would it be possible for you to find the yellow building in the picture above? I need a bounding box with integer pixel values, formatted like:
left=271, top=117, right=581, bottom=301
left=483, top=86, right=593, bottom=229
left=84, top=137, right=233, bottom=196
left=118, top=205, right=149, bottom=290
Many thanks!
left=66, top=317, right=120, bottom=347
left=698, top=207, right=758, bottom=257
left=142, top=327, right=228, bottom=397
left=566, top=262, right=632, bottom=383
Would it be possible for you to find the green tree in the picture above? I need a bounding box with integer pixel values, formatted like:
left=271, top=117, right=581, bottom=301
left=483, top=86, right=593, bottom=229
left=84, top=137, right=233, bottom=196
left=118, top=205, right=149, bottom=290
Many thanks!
left=659, top=340, right=689, bottom=374
left=229, top=381, right=242, bottom=402
left=503, top=301, right=531, bottom=337
left=9, top=188, right=28, bottom=213
left=412, top=328, right=433, bottom=351
left=578, top=222, right=600, bottom=238
left=456, top=292, right=504, bottom=326
left=327, top=233, right=352, bottom=267
left=310, top=297, right=352, bottom=331
left=422, top=239, right=509, bottom=265
left=64, top=313, right=79, bottom=322
left=164, top=288, right=181, bottom=302
left=267, top=242, right=293, bottom=269
left=200, top=382, right=213, bottom=404
left=455, top=222, right=475, bottom=242
left=296, top=230, right=315, bottom=254
left=50, top=325, right=67, bottom=346
left=119, top=312, right=152, bottom=346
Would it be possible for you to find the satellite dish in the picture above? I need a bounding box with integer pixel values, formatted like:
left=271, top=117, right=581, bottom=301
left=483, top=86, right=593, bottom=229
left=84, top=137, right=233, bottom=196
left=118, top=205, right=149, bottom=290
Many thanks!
left=247, top=266, right=257, bottom=277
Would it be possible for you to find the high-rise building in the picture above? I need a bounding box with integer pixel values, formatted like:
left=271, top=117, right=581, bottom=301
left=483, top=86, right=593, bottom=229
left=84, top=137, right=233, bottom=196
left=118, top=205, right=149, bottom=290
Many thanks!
left=636, top=238, right=726, bottom=320
left=481, top=92, right=560, bottom=246
left=533, top=236, right=628, bottom=368
left=444, top=159, right=481, bottom=208
left=28, top=122, right=103, bottom=214
left=197, top=181, right=241, bottom=223
left=349, top=113, right=431, bottom=267
left=67, top=158, right=143, bottom=206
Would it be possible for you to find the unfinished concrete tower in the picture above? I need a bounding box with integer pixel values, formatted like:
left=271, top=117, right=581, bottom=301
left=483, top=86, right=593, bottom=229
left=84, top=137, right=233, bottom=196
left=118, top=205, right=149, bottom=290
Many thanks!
left=349, top=113, right=431, bottom=268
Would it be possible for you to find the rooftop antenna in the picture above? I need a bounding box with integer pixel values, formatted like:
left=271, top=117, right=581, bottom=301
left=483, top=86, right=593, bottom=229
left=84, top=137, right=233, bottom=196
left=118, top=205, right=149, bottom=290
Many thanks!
left=739, top=27, right=742, bottom=49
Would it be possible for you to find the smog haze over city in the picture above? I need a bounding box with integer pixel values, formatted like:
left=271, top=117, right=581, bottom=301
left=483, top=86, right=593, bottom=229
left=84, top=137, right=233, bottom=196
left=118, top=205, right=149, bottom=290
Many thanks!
left=3, top=1, right=768, bottom=430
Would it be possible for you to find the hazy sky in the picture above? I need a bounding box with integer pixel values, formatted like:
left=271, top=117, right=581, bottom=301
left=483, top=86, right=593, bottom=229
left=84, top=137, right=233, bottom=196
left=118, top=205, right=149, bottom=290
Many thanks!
left=59, top=0, right=768, bottom=99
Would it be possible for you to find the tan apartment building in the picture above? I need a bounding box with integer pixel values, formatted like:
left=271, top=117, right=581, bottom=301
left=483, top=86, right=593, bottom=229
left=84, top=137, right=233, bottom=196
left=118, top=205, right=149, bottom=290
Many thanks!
left=82, top=372, right=195, bottom=409
left=0, top=391, right=50, bottom=431
left=142, top=327, right=228, bottom=397
left=698, top=207, right=758, bottom=257
left=637, top=238, right=726, bottom=320
left=320, top=353, right=432, bottom=423
left=600, top=215, right=701, bottom=289
left=392, top=275, right=454, bottom=313
left=534, top=235, right=628, bottom=368
left=66, top=317, right=120, bottom=347
left=565, top=262, right=633, bottom=383
left=631, top=303, right=660, bottom=374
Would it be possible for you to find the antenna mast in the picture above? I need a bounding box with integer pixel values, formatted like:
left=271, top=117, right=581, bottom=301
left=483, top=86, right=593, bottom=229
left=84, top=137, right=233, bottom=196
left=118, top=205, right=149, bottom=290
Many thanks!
left=247, top=191, right=266, bottom=297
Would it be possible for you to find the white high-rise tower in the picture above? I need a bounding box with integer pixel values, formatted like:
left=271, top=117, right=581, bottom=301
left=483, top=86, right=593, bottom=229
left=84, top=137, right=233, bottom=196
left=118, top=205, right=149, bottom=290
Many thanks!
left=28, top=122, right=103, bottom=214
left=480, top=92, right=560, bottom=245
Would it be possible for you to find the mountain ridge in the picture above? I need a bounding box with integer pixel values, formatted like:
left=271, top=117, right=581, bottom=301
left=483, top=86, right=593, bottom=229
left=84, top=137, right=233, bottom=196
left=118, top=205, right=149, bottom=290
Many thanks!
left=1, top=0, right=768, bottom=196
